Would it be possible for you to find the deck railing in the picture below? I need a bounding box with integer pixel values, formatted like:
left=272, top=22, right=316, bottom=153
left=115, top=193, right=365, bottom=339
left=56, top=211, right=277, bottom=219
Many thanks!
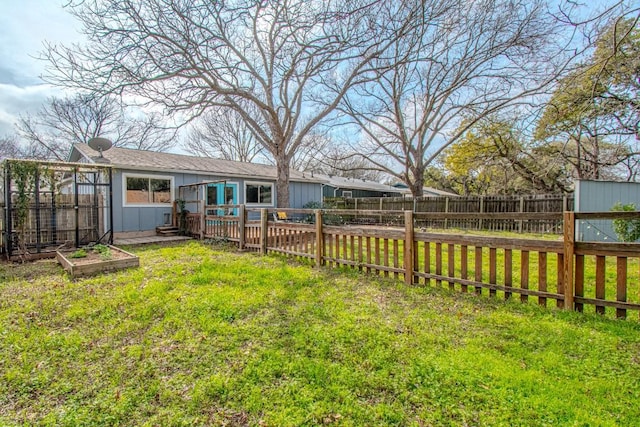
left=185, top=206, right=640, bottom=319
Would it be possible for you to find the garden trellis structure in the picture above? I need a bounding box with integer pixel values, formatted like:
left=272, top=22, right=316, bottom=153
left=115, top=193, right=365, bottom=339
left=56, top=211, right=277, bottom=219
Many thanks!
left=1, top=159, right=113, bottom=259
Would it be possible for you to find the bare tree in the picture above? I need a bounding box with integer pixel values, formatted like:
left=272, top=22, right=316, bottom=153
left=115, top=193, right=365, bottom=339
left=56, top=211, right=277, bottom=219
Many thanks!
left=289, top=132, right=333, bottom=172
left=0, top=135, right=23, bottom=161
left=184, top=106, right=332, bottom=174
left=184, top=106, right=267, bottom=163
left=43, top=0, right=417, bottom=206
left=339, top=0, right=585, bottom=197
left=0, top=133, right=56, bottom=161
left=16, top=94, right=175, bottom=161
left=304, top=146, right=387, bottom=181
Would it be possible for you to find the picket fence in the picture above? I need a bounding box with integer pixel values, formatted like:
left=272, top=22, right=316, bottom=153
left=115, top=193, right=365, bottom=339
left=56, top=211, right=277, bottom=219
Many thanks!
left=186, top=206, right=640, bottom=320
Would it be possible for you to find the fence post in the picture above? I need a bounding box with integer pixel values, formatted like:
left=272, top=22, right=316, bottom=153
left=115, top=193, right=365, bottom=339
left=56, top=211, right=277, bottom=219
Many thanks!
left=563, top=211, right=575, bottom=310
left=200, top=199, right=205, bottom=240
left=315, top=209, right=324, bottom=268
left=34, top=168, right=41, bottom=253
left=238, top=204, right=246, bottom=251
left=4, top=161, right=12, bottom=258
left=74, top=169, right=79, bottom=248
left=444, top=197, right=449, bottom=229
left=404, top=210, right=414, bottom=285
left=518, top=196, right=524, bottom=234
left=479, top=196, right=484, bottom=230
left=260, top=208, right=268, bottom=255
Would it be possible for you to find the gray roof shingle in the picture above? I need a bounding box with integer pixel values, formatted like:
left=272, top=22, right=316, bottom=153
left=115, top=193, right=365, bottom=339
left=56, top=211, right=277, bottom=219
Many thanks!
left=71, top=143, right=322, bottom=183
left=318, top=174, right=403, bottom=193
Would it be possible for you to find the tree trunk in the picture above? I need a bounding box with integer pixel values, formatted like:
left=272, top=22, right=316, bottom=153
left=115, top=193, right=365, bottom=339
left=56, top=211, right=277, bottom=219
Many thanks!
left=275, top=156, right=291, bottom=208
left=409, top=169, right=425, bottom=198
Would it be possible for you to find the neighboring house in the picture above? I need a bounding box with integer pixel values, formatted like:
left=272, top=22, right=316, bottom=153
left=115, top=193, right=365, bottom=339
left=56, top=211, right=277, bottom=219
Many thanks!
left=69, top=144, right=324, bottom=237
left=320, top=175, right=405, bottom=199
left=391, top=183, right=459, bottom=197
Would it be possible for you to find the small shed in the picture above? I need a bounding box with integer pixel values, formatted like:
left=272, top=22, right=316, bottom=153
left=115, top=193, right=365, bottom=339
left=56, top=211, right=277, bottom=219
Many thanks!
left=575, top=179, right=640, bottom=242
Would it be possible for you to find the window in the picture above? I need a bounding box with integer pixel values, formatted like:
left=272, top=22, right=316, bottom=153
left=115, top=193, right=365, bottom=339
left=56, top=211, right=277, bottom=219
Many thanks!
left=206, top=185, right=218, bottom=205
left=342, top=191, right=353, bottom=198
left=124, top=174, right=173, bottom=205
left=245, top=182, right=273, bottom=205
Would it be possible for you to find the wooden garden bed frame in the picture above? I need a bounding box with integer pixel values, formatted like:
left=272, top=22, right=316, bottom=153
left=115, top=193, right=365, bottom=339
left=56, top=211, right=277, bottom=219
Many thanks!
left=56, top=245, right=139, bottom=277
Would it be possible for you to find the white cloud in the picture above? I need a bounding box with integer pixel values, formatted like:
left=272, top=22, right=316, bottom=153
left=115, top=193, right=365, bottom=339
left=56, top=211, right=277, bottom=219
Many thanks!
left=0, top=1, right=82, bottom=135
left=0, top=1, right=81, bottom=86
left=0, top=83, right=67, bottom=136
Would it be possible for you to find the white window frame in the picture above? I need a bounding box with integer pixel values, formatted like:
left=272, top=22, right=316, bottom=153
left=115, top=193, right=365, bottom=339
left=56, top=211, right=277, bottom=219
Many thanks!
left=342, top=190, right=353, bottom=198
left=244, top=181, right=274, bottom=206
left=123, top=173, right=174, bottom=207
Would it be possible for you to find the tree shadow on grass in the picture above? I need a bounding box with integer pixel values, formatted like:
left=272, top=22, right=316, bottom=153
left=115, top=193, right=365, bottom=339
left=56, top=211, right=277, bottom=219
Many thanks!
left=0, top=258, right=65, bottom=282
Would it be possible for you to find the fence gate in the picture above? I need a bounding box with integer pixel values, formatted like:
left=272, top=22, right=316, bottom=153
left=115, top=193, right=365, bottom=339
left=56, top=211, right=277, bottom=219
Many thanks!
left=1, top=160, right=113, bottom=259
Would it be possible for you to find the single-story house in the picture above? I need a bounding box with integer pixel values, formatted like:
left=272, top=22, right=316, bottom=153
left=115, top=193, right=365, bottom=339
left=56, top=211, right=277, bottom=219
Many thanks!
left=319, top=174, right=405, bottom=199
left=319, top=176, right=460, bottom=199
left=390, top=182, right=458, bottom=197
left=69, top=143, right=324, bottom=238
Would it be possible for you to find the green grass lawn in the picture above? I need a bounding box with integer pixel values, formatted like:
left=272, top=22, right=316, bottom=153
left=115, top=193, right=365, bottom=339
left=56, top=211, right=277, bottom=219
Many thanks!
left=1, top=241, right=640, bottom=426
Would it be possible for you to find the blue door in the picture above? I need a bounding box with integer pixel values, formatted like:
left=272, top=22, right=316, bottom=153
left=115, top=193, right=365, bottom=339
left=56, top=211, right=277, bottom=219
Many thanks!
left=206, top=182, right=238, bottom=216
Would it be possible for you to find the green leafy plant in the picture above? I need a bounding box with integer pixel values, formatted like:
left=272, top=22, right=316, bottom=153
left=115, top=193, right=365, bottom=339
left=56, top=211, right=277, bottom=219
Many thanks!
left=92, top=244, right=112, bottom=260
left=611, top=202, right=640, bottom=242
left=70, top=249, right=88, bottom=258
left=7, top=161, right=39, bottom=257
left=4, top=160, right=60, bottom=259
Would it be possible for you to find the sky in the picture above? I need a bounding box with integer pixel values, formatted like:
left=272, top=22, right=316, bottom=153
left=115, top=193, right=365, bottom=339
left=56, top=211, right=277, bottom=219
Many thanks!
left=0, top=0, right=81, bottom=137
left=0, top=0, right=630, bottom=142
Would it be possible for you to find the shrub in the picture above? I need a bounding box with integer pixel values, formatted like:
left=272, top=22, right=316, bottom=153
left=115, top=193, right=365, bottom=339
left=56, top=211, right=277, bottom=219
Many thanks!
left=611, top=203, right=640, bottom=242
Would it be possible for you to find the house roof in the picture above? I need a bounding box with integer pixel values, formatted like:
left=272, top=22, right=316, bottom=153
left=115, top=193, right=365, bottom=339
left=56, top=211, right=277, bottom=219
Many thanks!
left=391, top=183, right=458, bottom=197
left=318, top=174, right=404, bottom=194
left=69, top=144, right=323, bottom=183
left=420, top=187, right=459, bottom=197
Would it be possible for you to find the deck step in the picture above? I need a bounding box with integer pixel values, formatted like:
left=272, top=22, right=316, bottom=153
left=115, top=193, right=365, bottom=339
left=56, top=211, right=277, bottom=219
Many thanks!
left=156, top=226, right=180, bottom=236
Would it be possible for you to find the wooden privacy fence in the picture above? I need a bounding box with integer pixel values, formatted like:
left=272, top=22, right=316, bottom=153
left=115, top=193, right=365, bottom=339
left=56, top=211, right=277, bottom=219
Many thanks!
left=1, top=194, right=105, bottom=256
left=187, top=206, right=640, bottom=320
left=328, top=194, right=574, bottom=234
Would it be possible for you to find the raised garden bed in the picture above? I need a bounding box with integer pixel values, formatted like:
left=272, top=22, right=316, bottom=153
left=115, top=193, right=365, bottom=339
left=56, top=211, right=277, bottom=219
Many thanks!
left=56, top=244, right=139, bottom=277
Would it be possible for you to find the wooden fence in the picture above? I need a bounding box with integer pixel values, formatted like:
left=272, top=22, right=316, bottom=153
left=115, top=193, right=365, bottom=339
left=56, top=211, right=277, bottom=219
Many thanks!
left=328, top=194, right=573, bottom=234
left=1, top=159, right=113, bottom=258
left=186, top=206, right=640, bottom=320
left=1, top=194, right=104, bottom=256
